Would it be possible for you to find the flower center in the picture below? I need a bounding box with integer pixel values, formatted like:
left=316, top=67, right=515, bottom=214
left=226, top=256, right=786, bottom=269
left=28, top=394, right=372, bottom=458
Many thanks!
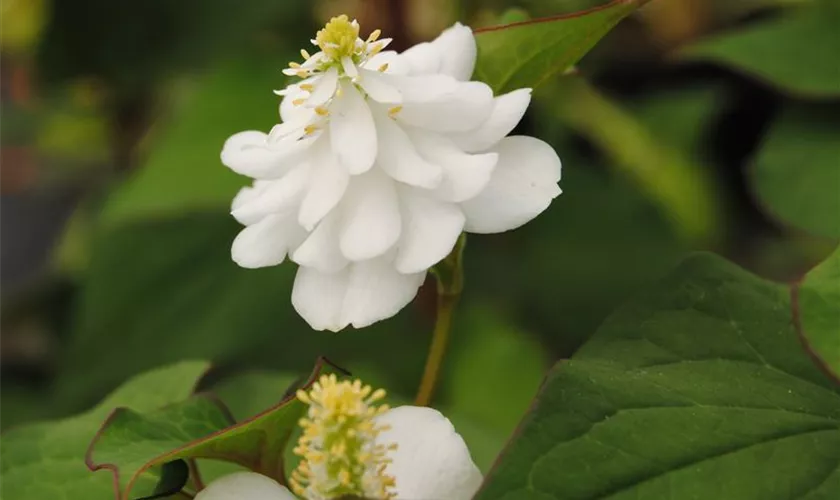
left=283, top=16, right=385, bottom=80
left=290, top=374, right=397, bottom=500
left=316, top=15, right=360, bottom=62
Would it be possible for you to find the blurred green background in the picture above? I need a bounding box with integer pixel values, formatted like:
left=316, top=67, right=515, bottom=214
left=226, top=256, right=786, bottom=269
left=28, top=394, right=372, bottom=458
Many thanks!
left=1, top=0, right=837, bottom=471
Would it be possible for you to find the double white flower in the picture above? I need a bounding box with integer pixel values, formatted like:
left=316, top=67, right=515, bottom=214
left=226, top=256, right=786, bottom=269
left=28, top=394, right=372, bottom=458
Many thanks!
left=222, top=16, right=562, bottom=331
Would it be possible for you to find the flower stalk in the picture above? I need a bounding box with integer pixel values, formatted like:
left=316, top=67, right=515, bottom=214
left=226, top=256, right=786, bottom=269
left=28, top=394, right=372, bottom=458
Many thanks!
left=415, top=234, right=466, bottom=406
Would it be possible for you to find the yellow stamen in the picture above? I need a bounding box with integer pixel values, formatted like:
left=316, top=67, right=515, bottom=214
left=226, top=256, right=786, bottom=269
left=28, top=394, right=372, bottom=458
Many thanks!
left=315, top=15, right=360, bottom=61
left=378, top=63, right=390, bottom=72
left=315, top=106, right=329, bottom=116
left=300, top=49, right=312, bottom=60
left=368, top=29, right=381, bottom=43
left=299, top=83, right=315, bottom=92
left=290, top=375, right=397, bottom=499
left=292, top=98, right=306, bottom=106
left=304, top=125, right=318, bottom=135
left=369, top=41, right=384, bottom=56
left=388, top=105, right=402, bottom=118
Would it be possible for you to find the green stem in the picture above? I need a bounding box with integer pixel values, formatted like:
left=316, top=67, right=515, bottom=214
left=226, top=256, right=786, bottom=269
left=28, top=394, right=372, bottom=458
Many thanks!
left=415, top=235, right=465, bottom=406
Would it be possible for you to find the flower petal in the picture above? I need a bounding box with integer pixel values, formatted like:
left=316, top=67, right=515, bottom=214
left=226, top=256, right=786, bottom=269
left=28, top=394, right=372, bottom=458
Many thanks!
left=375, top=406, right=482, bottom=500
left=329, top=81, right=377, bottom=174
left=363, top=50, right=410, bottom=75
left=292, top=265, right=350, bottom=332
left=399, top=41, right=441, bottom=75
left=462, top=135, right=562, bottom=233
left=341, top=258, right=426, bottom=329
left=231, top=166, right=309, bottom=225
left=291, top=212, right=348, bottom=273
left=431, top=22, right=477, bottom=81
left=382, top=73, right=459, bottom=103
left=339, top=170, right=401, bottom=261
left=410, top=130, right=498, bottom=202
left=221, top=131, right=315, bottom=179
left=395, top=188, right=465, bottom=274
left=357, top=69, right=402, bottom=103
left=230, top=180, right=271, bottom=225
left=307, top=66, right=339, bottom=106
left=451, top=88, right=532, bottom=153
left=298, top=140, right=349, bottom=231
left=195, top=472, right=297, bottom=500
left=292, top=257, right=425, bottom=331
left=279, top=86, right=310, bottom=123
left=398, top=81, right=494, bottom=132
left=373, top=110, right=442, bottom=189
left=231, top=213, right=306, bottom=269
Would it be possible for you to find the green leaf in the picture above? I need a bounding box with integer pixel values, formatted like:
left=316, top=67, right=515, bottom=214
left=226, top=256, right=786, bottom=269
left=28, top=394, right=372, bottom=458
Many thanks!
left=87, top=396, right=233, bottom=499
left=682, top=3, right=840, bottom=97
left=212, top=372, right=300, bottom=422
left=477, top=254, right=840, bottom=500
left=0, top=362, right=210, bottom=500
left=752, top=104, right=840, bottom=238
left=473, top=0, right=645, bottom=94
left=795, top=247, right=840, bottom=380
left=87, top=359, right=336, bottom=499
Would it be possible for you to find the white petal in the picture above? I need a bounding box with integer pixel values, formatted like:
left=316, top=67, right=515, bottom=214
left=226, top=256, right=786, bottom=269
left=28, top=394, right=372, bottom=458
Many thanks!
left=382, top=73, right=459, bottom=103
left=221, top=131, right=315, bottom=179
left=410, top=130, right=498, bottom=202
left=307, top=67, right=339, bottom=106
left=432, top=22, right=477, bottom=81
left=341, top=258, right=426, bottom=329
left=398, top=81, right=494, bottom=132
left=195, top=472, right=297, bottom=500
left=293, top=257, right=425, bottom=331
left=230, top=180, right=271, bottom=225
left=339, top=171, right=401, bottom=261
left=395, top=188, right=465, bottom=274
left=340, top=56, right=358, bottom=78
left=363, top=50, right=410, bottom=75
left=298, top=140, right=349, bottom=231
left=329, top=81, right=377, bottom=174
left=357, top=69, right=402, bottom=103
left=280, top=83, right=316, bottom=123
left=231, top=166, right=309, bottom=224
left=373, top=110, right=442, bottom=189
left=291, top=213, right=348, bottom=273
left=292, top=265, right=350, bottom=332
left=398, top=41, right=441, bottom=75
left=462, top=136, right=562, bottom=233
left=231, top=213, right=305, bottom=269
left=375, top=406, right=482, bottom=500
left=451, top=88, right=532, bottom=153
left=267, top=119, right=307, bottom=142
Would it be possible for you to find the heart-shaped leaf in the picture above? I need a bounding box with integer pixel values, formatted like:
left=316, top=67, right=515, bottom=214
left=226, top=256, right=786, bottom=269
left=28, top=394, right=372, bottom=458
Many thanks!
left=474, top=0, right=646, bottom=93
left=0, top=362, right=210, bottom=500
left=87, top=358, right=340, bottom=499
left=476, top=253, right=840, bottom=499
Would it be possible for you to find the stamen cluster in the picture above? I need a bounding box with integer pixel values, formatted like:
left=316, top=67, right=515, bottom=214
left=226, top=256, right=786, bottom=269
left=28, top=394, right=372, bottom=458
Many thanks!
left=282, top=14, right=387, bottom=80
left=291, top=375, right=397, bottom=499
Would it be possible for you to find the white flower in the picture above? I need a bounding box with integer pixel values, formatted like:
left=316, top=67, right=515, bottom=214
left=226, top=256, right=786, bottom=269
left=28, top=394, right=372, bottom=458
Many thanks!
left=195, top=376, right=481, bottom=500
left=222, top=15, right=562, bottom=331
